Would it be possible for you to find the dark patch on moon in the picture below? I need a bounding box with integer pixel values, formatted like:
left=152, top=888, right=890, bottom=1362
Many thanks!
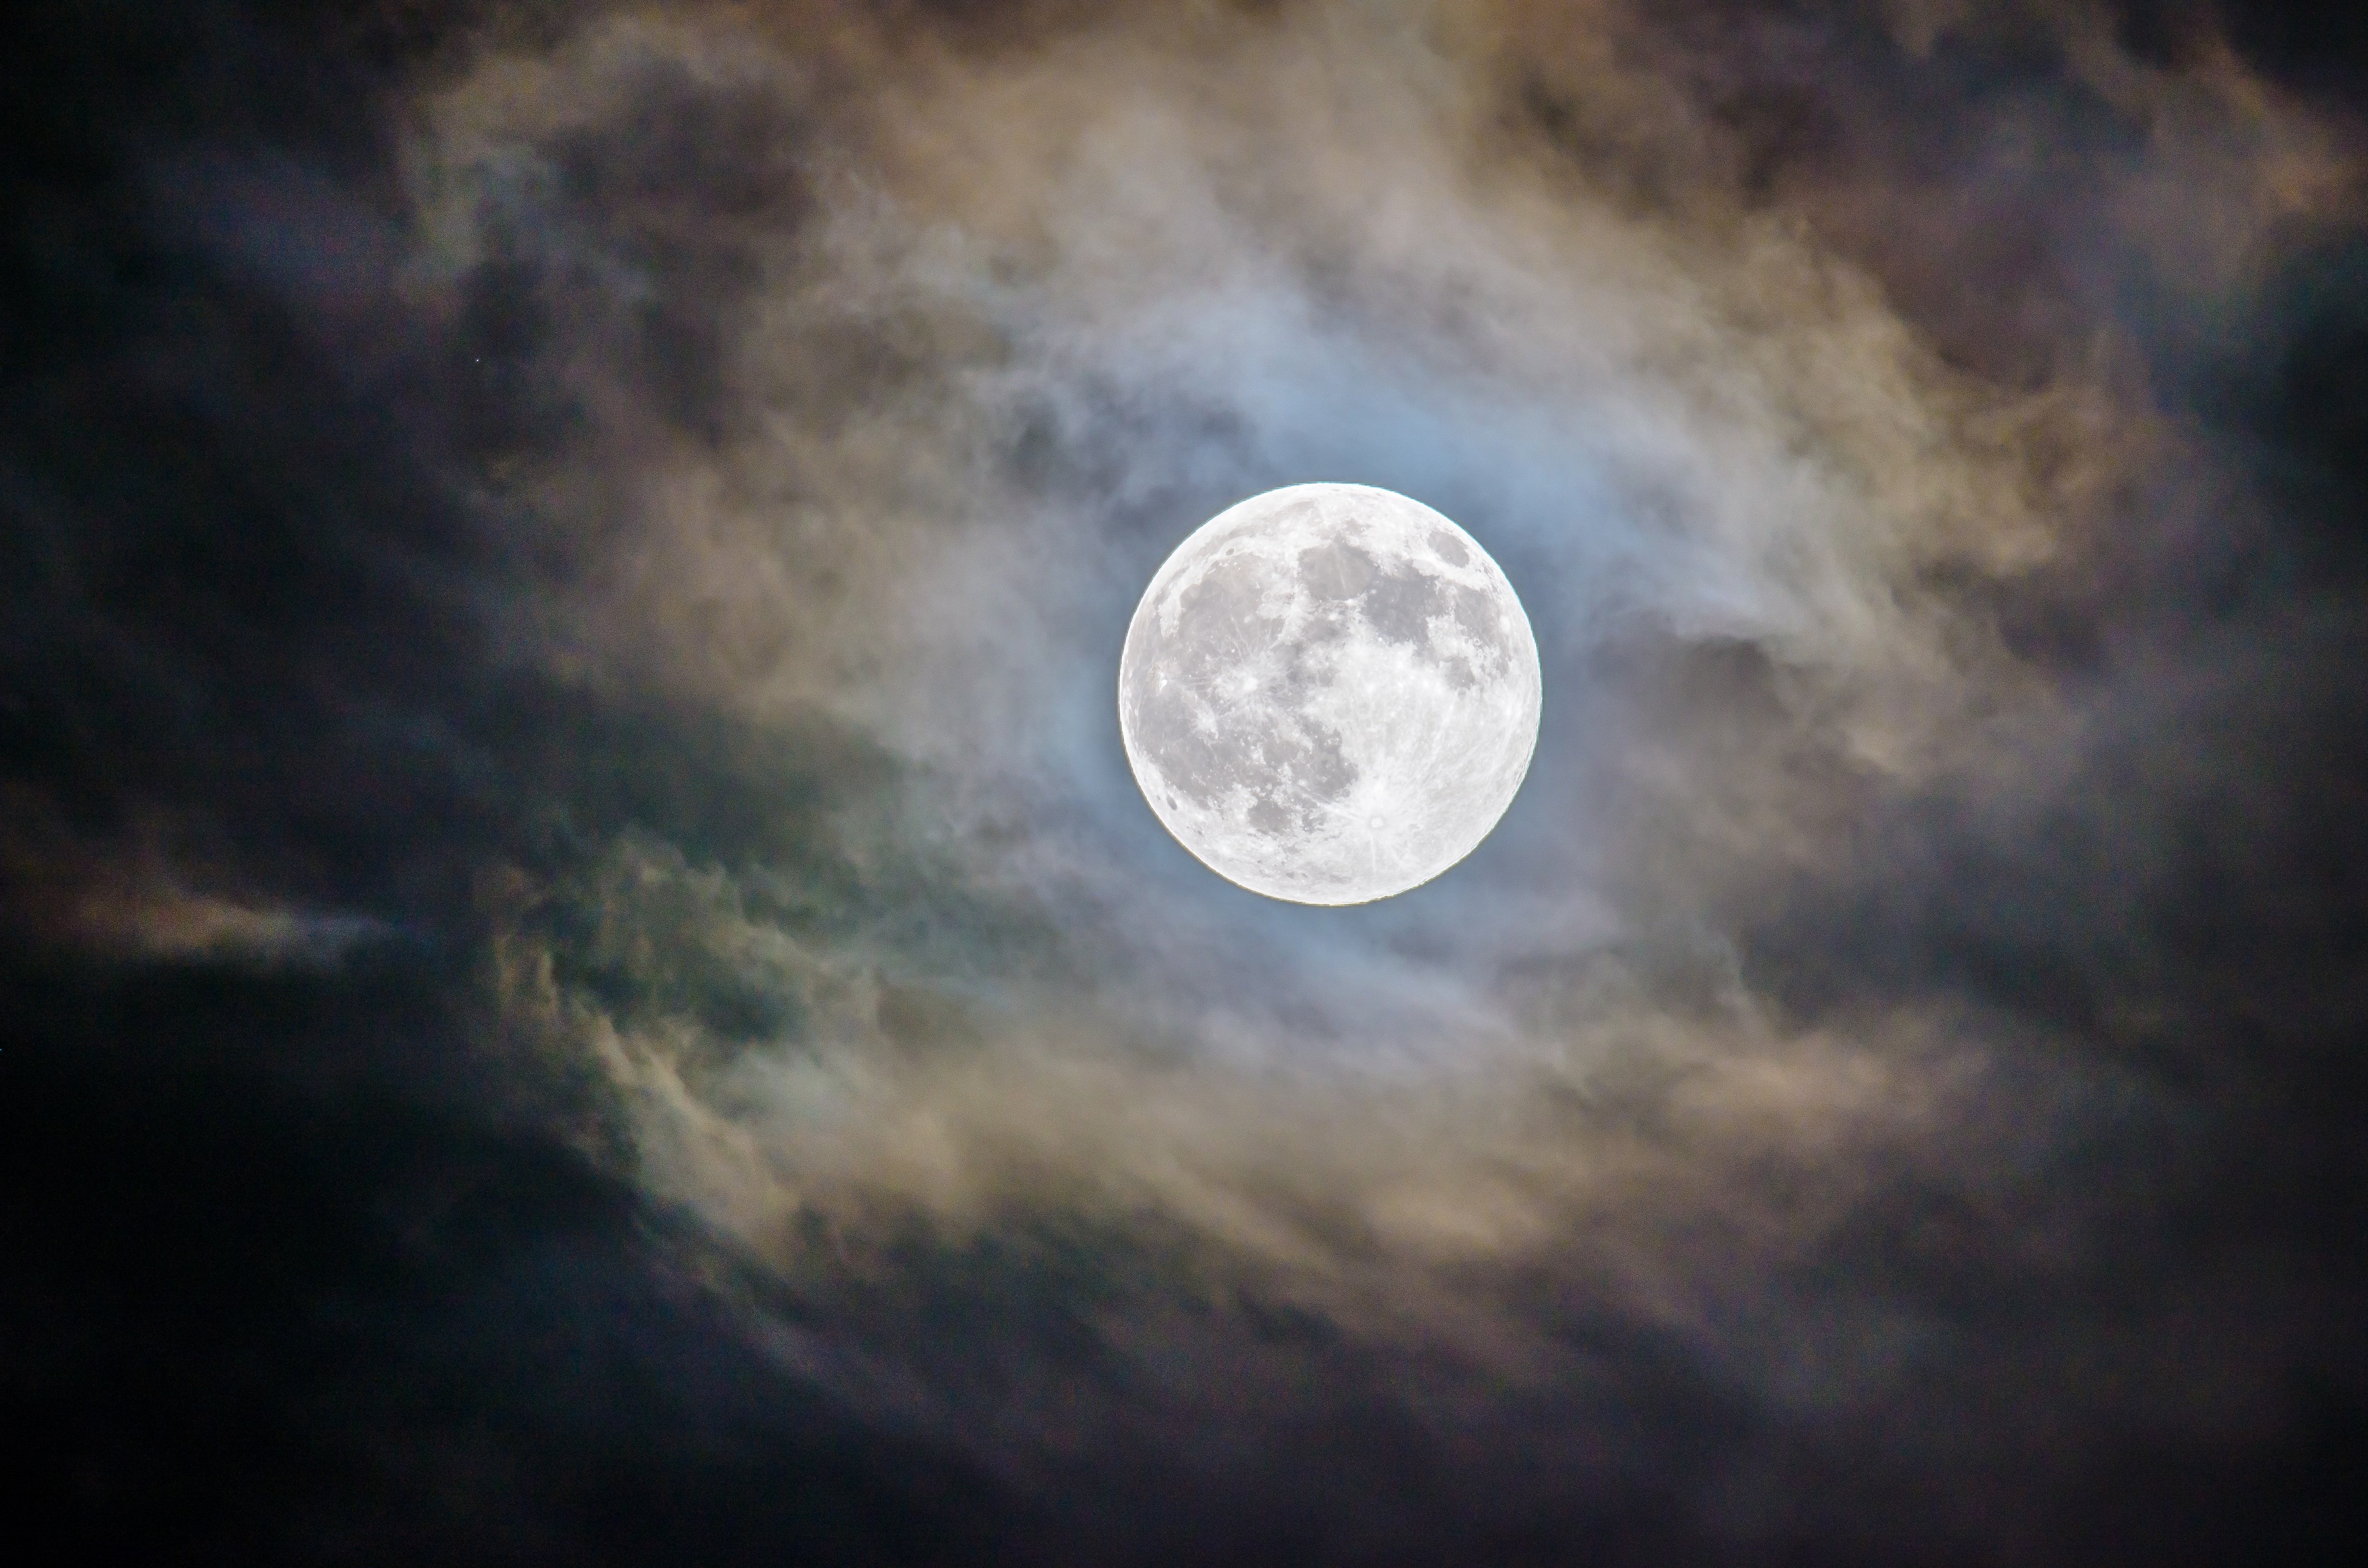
left=1246, top=794, right=1294, bottom=835
left=1177, top=552, right=1277, bottom=659
left=1134, top=702, right=1236, bottom=808
left=1450, top=584, right=1500, bottom=653
left=1430, top=529, right=1469, bottom=566
left=1363, top=567, right=1442, bottom=646
left=1299, top=541, right=1379, bottom=601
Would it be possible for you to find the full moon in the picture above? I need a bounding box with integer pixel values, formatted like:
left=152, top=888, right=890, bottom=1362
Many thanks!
left=1120, top=483, right=1543, bottom=905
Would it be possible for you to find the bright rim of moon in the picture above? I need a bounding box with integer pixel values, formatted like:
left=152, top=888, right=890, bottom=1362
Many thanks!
left=1120, top=483, right=1543, bottom=906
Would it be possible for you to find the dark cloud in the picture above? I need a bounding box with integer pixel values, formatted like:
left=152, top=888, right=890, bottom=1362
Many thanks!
left=5, top=1, right=2367, bottom=1563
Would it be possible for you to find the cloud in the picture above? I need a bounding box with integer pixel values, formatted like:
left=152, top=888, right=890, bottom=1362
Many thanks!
left=6, top=1, right=2366, bottom=1560
left=377, top=0, right=2361, bottom=1498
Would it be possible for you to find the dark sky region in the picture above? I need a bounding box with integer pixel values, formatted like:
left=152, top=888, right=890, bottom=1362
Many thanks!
left=5, top=1, right=2368, bottom=1563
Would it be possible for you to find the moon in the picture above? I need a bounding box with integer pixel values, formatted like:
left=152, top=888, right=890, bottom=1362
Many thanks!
left=1119, top=483, right=1543, bottom=906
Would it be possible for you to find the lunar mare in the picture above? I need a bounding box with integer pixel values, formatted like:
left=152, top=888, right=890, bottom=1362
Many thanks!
left=1120, top=484, right=1542, bottom=905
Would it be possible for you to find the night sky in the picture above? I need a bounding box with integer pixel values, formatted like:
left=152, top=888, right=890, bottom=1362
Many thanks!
left=6, top=3, right=2368, bottom=1563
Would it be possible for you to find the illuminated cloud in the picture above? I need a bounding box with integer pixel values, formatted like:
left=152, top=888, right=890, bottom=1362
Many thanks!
left=6, top=3, right=2364, bottom=1561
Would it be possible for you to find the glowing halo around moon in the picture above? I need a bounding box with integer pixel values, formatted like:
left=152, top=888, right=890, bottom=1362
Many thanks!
left=1119, top=483, right=1542, bottom=905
